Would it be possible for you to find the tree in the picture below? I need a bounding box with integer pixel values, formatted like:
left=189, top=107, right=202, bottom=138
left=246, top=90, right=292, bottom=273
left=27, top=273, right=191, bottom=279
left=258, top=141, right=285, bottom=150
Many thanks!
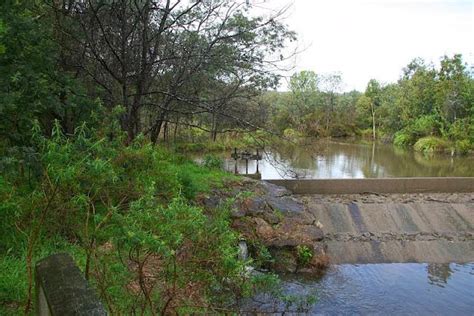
left=51, top=0, right=296, bottom=143
left=0, top=1, right=95, bottom=148
left=359, top=79, right=381, bottom=139
left=287, top=70, right=319, bottom=129
left=319, top=72, right=343, bottom=132
left=437, top=54, right=471, bottom=126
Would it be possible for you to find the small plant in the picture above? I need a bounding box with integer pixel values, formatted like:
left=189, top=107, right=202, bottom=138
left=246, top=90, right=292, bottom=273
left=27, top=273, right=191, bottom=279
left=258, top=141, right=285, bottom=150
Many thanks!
left=251, top=243, right=274, bottom=269
left=203, top=154, right=223, bottom=169
left=296, top=245, right=313, bottom=266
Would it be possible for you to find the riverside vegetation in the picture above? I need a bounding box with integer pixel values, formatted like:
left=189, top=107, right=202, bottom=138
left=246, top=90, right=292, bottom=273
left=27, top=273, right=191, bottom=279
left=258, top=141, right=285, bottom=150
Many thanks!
left=0, top=1, right=321, bottom=314
left=0, top=0, right=472, bottom=314
left=264, top=56, right=473, bottom=155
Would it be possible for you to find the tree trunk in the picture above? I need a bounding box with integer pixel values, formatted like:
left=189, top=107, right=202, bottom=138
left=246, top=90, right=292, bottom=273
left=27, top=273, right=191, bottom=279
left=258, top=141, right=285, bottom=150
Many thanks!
left=371, top=107, right=376, bottom=140
left=210, top=112, right=218, bottom=142
left=163, top=121, right=168, bottom=143
left=150, top=118, right=164, bottom=145
left=173, top=116, right=179, bottom=141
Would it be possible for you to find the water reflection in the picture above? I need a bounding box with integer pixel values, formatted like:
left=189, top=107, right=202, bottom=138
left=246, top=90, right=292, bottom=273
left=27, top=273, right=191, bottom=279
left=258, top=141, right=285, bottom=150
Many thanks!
left=224, top=140, right=474, bottom=179
left=427, top=263, right=453, bottom=288
left=243, top=263, right=474, bottom=314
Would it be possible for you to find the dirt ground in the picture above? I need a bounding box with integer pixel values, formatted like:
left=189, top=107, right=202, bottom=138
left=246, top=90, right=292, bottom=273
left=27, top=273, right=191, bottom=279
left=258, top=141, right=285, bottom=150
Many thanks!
left=298, top=193, right=474, bottom=264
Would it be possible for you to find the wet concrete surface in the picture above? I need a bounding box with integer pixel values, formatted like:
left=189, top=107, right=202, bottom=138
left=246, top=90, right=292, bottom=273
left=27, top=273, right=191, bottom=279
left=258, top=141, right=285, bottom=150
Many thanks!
left=300, top=193, right=474, bottom=264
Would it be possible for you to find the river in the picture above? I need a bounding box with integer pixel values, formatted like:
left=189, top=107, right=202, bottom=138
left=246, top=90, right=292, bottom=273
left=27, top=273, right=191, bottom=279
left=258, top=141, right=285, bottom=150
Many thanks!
left=244, top=263, right=474, bottom=315
left=223, top=140, right=474, bottom=179
left=219, top=140, right=474, bottom=314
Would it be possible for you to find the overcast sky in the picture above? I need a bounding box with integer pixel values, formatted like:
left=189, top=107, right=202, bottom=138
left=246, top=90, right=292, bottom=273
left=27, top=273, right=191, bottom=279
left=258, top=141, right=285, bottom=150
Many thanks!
left=262, top=0, right=473, bottom=92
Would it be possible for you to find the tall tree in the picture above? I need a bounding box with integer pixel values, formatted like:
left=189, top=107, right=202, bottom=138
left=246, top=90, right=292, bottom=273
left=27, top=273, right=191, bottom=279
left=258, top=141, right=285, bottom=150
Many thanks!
left=358, top=79, right=381, bottom=139
left=51, top=0, right=295, bottom=143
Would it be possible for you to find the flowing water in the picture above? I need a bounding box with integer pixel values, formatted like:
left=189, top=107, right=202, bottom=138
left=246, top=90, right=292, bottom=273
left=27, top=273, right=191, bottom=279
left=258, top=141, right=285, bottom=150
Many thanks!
left=245, top=263, right=474, bottom=315
left=223, top=140, right=474, bottom=179
left=211, top=140, right=474, bottom=314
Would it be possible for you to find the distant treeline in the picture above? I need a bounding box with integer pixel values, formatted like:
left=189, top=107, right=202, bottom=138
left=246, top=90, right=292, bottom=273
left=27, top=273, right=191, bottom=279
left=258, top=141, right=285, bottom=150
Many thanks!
left=263, top=55, right=473, bottom=154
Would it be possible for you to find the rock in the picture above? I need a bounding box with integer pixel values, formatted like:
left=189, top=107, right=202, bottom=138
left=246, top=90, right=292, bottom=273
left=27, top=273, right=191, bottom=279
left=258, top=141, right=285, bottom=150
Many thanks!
left=203, top=179, right=329, bottom=274
left=262, top=212, right=281, bottom=225
left=269, top=248, right=298, bottom=273
left=230, top=208, right=246, bottom=218
left=203, top=195, right=221, bottom=209
left=254, top=218, right=275, bottom=241
left=231, top=218, right=256, bottom=239
left=265, top=195, right=304, bottom=215
left=261, top=181, right=292, bottom=197
left=269, top=222, right=324, bottom=247
left=242, top=196, right=266, bottom=215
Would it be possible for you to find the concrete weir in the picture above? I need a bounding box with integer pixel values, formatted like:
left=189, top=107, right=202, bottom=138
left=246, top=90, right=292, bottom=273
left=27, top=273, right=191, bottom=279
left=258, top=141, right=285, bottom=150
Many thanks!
left=266, top=178, right=474, bottom=264
left=267, top=177, right=474, bottom=194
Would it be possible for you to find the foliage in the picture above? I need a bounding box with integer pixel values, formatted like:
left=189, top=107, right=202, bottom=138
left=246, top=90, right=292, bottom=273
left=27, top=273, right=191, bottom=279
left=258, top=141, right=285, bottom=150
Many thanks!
left=413, top=137, right=450, bottom=154
left=0, top=124, right=251, bottom=314
left=454, top=139, right=472, bottom=155
left=393, top=131, right=414, bottom=147
left=266, top=54, right=473, bottom=155
left=296, top=245, right=313, bottom=266
left=203, top=154, right=224, bottom=169
left=266, top=72, right=361, bottom=138
left=247, top=241, right=274, bottom=269
left=0, top=1, right=98, bottom=148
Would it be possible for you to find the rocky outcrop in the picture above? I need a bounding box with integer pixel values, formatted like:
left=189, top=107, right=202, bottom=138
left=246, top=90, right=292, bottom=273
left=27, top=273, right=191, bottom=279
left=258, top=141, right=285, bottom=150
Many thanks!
left=200, top=178, right=328, bottom=274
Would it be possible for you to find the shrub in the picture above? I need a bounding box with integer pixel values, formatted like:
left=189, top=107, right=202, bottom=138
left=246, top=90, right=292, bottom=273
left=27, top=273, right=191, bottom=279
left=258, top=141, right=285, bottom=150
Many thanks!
left=296, top=245, right=313, bottom=266
left=203, top=154, right=224, bottom=169
left=283, top=128, right=303, bottom=140
left=358, top=128, right=374, bottom=139
left=454, top=139, right=472, bottom=155
left=329, top=124, right=354, bottom=138
left=393, top=131, right=414, bottom=147
left=414, top=136, right=450, bottom=154
left=0, top=123, right=247, bottom=314
left=412, top=115, right=438, bottom=136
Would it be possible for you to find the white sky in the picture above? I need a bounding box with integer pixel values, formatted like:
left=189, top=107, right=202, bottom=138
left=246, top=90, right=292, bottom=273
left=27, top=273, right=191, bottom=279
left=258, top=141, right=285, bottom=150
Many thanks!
left=261, top=0, right=473, bottom=92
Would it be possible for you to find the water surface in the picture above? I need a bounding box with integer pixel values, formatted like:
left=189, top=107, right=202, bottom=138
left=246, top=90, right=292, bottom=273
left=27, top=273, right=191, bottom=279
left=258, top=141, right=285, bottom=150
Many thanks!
left=246, top=263, right=474, bottom=315
left=224, top=141, right=474, bottom=179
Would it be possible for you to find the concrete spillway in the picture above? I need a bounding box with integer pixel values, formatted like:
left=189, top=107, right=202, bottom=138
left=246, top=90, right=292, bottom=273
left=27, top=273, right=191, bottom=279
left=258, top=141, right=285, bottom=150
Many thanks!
left=300, top=197, right=474, bottom=264
left=266, top=177, right=474, bottom=264
left=267, top=177, right=474, bottom=194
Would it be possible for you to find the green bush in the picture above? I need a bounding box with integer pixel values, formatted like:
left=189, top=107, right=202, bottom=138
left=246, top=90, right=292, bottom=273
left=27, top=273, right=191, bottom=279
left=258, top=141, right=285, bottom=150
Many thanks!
left=296, top=245, right=313, bottom=266
left=454, top=139, right=472, bottom=155
left=447, top=118, right=473, bottom=141
left=412, top=115, right=438, bottom=136
left=393, top=131, right=414, bottom=147
left=358, top=128, right=374, bottom=139
left=414, top=136, right=450, bottom=154
left=0, top=123, right=250, bottom=314
left=203, top=154, right=224, bottom=169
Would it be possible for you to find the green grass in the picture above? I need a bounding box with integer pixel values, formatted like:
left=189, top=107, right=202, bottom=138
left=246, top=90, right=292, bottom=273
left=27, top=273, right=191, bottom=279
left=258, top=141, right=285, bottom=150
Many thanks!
left=0, top=238, right=85, bottom=315
left=0, top=126, right=243, bottom=314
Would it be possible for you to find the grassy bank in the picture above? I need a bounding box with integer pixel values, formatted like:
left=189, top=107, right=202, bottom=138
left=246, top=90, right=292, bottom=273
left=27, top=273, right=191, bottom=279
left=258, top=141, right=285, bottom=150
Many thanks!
left=1, top=124, right=276, bottom=315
